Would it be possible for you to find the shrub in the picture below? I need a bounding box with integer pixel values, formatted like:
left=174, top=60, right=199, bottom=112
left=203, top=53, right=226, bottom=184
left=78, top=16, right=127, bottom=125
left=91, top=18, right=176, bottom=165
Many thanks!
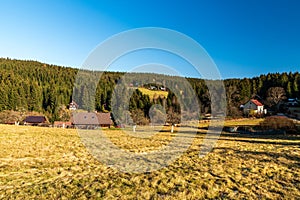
left=259, top=116, right=296, bottom=133
left=0, top=110, right=24, bottom=124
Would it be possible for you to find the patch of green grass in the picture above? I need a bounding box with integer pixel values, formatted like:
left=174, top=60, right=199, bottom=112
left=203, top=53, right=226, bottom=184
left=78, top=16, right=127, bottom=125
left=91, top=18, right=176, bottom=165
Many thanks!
left=0, top=124, right=299, bottom=199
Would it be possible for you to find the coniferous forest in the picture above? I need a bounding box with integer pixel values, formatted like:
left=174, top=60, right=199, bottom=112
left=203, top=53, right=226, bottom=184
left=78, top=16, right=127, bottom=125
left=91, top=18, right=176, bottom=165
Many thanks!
left=0, top=58, right=299, bottom=123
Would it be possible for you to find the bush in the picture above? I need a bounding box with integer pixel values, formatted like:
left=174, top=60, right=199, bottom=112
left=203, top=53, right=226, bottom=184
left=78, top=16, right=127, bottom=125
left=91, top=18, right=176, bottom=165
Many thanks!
left=0, top=110, right=24, bottom=124
left=130, top=109, right=150, bottom=125
left=260, top=116, right=296, bottom=133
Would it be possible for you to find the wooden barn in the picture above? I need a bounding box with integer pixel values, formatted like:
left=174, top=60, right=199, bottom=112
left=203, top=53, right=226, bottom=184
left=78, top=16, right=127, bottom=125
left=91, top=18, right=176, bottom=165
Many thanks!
left=24, top=116, right=47, bottom=126
left=72, top=112, right=113, bottom=129
left=97, top=112, right=113, bottom=127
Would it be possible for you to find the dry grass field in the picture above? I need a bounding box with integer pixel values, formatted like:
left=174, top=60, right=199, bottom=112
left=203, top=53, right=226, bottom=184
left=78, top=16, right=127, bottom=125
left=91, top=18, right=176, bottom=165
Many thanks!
left=0, top=121, right=300, bottom=199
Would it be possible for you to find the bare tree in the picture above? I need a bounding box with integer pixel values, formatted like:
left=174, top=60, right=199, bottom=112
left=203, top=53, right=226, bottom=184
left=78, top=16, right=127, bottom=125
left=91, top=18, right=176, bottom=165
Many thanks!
left=265, top=87, right=286, bottom=107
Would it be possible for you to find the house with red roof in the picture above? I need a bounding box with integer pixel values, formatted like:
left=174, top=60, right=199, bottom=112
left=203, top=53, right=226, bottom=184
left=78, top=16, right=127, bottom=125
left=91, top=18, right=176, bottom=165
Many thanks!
left=243, top=99, right=265, bottom=116
left=53, top=121, right=73, bottom=128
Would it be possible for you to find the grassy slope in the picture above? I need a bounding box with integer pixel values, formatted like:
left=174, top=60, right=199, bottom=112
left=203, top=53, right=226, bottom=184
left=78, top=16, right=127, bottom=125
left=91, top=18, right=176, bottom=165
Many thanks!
left=138, top=87, right=168, bottom=100
left=0, top=123, right=299, bottom=199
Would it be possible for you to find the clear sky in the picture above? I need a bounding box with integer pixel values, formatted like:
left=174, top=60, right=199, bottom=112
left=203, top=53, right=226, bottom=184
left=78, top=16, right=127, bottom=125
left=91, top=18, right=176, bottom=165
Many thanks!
left=1, top=0, right=300, bottom=79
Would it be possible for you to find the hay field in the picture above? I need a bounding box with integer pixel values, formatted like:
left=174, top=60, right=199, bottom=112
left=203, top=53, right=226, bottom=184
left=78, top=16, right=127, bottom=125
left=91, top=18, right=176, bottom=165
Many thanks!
left=0, top=123, right=299, bottom=199
left=138, top=88, right=168, bottom=100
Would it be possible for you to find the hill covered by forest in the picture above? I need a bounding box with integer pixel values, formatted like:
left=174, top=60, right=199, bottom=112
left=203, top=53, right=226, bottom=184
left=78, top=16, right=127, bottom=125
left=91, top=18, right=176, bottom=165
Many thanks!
left=0, top=58, right=299, bottom=123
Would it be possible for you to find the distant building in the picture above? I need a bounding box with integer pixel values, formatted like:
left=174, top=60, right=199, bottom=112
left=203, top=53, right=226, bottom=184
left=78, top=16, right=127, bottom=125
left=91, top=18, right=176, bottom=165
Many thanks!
left=160, top=86, right=166, bottom=91
left=97, top=112, right=113, bottom=127
left=149, top=86, right=157, bottom=90
left=286, top=98, right=299, bottom=107
left=69, top=101, right=78, bottom=110
left=24, top=116, right=47, bottom=126
left=72, top=112, right=113, bottom=129
left=243, top=99, right=266, bottom=116
left=53, top=121, right=73, bottom=128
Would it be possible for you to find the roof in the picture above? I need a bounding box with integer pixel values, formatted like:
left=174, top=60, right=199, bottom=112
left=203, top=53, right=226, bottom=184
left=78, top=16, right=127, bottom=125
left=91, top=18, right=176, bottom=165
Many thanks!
left=24, top=116, right=46, bottom=123
left=73, top=112, right=99, bottom=125
left=97, top=112, right=113, bottom=125
left=72, top=112, right=112, bottom=125
left=54, top=121, right=72, bottom=126
left=251, top=99, right=263, bottom=106
left=288, top=98, right=299, bottom=102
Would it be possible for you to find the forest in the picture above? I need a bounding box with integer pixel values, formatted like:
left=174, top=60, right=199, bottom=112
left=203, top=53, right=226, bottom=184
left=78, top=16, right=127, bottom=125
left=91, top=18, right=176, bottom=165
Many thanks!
left=0, top=58, right=299, bottom=123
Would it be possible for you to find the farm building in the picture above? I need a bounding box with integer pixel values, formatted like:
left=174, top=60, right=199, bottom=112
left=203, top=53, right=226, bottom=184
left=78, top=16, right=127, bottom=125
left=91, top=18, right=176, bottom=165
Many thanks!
left=72, top=112, right=113, bottom=129
left=53, top=121, right=73, bottom=128
left=96, top=112, right=113, bottom=127
left=24, top=116, right=47, bottom=126
left=243, top=99, right=266, bottom=116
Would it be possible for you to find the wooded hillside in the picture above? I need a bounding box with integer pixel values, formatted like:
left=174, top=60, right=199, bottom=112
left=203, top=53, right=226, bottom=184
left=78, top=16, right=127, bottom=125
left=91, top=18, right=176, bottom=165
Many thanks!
left=0, top=58, right=299, bottom=122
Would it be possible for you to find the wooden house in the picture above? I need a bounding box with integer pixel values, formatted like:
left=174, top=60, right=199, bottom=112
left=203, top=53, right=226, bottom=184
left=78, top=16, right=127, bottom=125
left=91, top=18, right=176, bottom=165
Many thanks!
left=72, top=112, right=113, bottom=129
left=243, top=99, right=265, bottom=116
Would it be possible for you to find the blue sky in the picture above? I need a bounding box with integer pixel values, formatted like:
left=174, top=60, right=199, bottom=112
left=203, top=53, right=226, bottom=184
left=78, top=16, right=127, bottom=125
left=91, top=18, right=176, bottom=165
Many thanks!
left=0, top=0, right=300, bottom=79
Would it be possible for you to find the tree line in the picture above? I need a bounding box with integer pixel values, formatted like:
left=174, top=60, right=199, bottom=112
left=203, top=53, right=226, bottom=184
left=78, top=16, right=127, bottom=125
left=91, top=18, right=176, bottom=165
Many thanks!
left=0, top=58, right=299, bottom=123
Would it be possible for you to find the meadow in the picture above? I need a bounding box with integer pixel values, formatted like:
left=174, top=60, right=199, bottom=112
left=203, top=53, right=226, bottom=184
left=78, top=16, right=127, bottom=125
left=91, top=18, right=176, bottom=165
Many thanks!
left=138, top=87, right=168, bottom=100
left=0, top=121, right=299, bottom=199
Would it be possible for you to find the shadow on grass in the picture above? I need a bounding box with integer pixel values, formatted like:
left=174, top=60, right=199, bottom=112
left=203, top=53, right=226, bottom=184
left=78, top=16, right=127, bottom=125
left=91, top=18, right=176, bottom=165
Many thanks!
left=104, top=126, right=300, bottom=142
left=219, top=132, right=300, bottom=145
left=213, top=146, right=300, bottom=167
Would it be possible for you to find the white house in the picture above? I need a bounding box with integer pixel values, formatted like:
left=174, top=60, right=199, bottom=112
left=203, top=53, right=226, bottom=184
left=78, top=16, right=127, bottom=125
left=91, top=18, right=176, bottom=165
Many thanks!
left=243, top=99, right=265, bottom=116
left=69, top=101, right=78, bottom=110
